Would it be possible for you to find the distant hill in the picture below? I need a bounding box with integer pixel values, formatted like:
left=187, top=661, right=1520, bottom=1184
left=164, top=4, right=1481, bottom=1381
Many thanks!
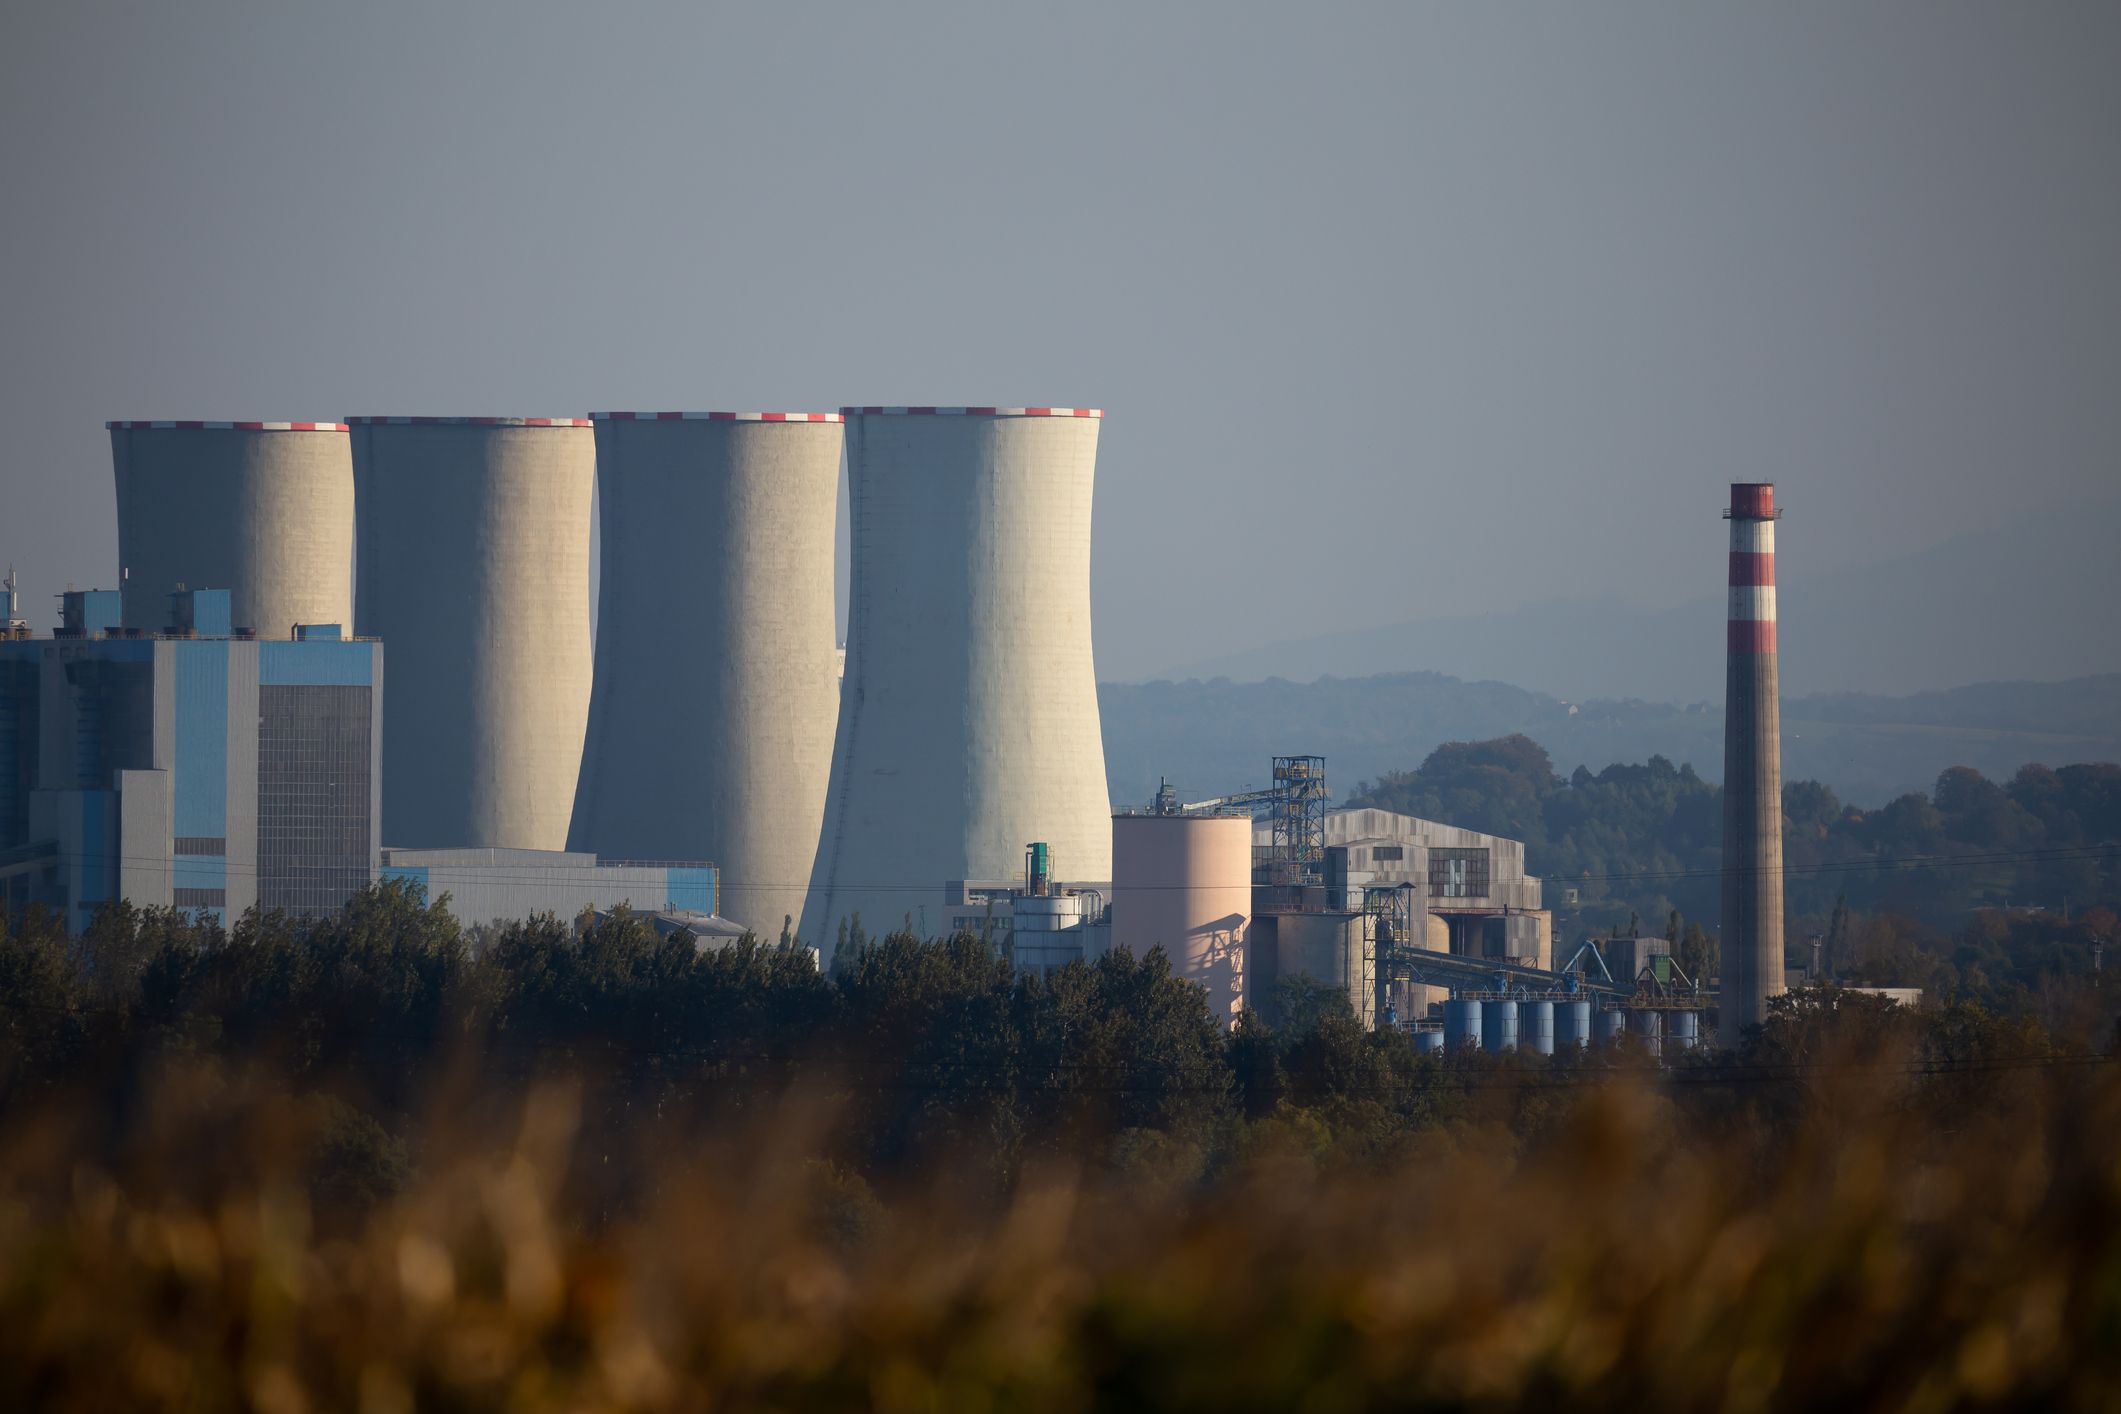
left=1149, top=501, right=2121, bottom=703
left=1098, top=671, right=2121, bottom=810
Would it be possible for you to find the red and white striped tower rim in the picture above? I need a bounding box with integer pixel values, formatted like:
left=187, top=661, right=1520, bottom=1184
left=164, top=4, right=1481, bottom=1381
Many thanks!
left=343, top=416, right=593, bottom=428
left=590, top=411, right=843, bottom=423
left=1725, top=483, right=1779, bottom=655
left=839, top=406, right=1102, bottom=418
left=106, top=420, right=349, bottom=432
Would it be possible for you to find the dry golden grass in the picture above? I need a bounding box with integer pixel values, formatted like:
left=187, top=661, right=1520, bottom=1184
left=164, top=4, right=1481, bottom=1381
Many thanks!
left=2, top=1041, right=2117, bottom=1414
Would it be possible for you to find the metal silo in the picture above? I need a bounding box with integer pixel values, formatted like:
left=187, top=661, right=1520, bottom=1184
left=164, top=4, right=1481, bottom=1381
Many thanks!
left=803, top=407, right=1111, bottom=953
left=349, top=417, right=594, bottom=850
left=109, top=421, right=353, bottom=634
left=1670, top=1011, right=1702, bottom=1051
left=568, top=411, right=844, bottom=940
left=1629, top=1009, right=1665, bottom=1059
left=1416, top=1029, right=1445, bottom=1054
left=1480, top=999, right=1519, bottom=1053
left=1522, top=999, right=1556, bottom=1057
left=1555, top=999, right=1593, bottom=1050
left=1443, top=999, right=1483, bottom=1050
left=1595, top=1009, right=1627, bottom=1046
left=1111, top=812, right=1252, bottom=1025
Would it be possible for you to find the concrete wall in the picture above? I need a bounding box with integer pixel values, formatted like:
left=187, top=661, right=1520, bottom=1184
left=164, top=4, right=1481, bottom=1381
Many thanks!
left=116, top=768, right=172, bottom=911
left=109, top=423, right=353, bottom=635
left=805, top=409, right=1111, bottom=954
left=569, top=413, right=842, bottom=941
left=1111, top=813, right=1250, bottom=1025
left=351, top=418, right=593, bottom=850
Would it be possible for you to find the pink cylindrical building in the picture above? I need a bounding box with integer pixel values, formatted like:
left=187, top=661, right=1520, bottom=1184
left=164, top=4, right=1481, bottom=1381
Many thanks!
left=1721, top=482, right=1785, bottom=1036
left=1111, top=813, right=1252, bottom=1025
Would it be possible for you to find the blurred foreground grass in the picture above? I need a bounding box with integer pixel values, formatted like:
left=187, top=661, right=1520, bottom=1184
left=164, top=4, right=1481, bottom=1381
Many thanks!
left=3, top=1045, right=2118, bottom=1412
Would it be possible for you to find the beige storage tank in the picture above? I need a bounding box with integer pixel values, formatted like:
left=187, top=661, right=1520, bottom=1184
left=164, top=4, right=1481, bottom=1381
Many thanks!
left=109, top=420, right=354, bottom=634
left=1111, top=813, right=1251, bottom=1025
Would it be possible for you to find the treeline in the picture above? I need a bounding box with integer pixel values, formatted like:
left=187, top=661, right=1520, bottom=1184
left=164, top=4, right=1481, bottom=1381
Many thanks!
left=1347, top=737, right=2120, bottom=999
left=4, top=881, right=2113, bottom=1213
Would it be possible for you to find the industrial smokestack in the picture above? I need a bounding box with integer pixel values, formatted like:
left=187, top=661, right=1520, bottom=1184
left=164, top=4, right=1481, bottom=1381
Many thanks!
left=349, top=416, right=594, bottom=850
left=803, top=407, right=1112, bottom=953
left=1721, top=481, right=1785, bottom=1035
left=108, top=421, right=354, bottom=634
left=568, top=411, right=845, bottom=939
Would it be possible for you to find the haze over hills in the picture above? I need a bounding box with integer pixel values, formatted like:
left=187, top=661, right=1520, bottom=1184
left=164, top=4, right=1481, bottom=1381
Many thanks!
left=1098, top=671, right=2121, bottom=812
left=1147, top=501, right=2121, bottom=703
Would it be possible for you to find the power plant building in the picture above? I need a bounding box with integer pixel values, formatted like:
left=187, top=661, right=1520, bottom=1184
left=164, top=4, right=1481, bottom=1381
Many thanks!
left=0, top=589, right=380, bottom=929
left=349, top=417, right=595, bottom=852
left=1721, top=481, right=1786, bottom=1034
left=804, top=407, right=1112, bottom=954
left=378, top=847, right=722, bottom=935
left=568, top=412, right=843, bottom=941
left=109, top=421, right=354, bottom=636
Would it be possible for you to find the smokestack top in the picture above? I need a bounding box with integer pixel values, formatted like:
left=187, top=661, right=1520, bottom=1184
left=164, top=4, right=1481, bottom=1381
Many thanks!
left=591, top=411, right=843, bottom=423
left=840, top=406, right=1102, bottom=418
left=343, top=416, right=591, bottom=428
left=106, top=420, right=348, bottom=432
left=1727, top=482, right=1779, bottom=520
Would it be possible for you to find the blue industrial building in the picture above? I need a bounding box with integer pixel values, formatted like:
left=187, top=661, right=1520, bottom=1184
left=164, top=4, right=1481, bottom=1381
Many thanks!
left=0, top=588, right=382, bottom=929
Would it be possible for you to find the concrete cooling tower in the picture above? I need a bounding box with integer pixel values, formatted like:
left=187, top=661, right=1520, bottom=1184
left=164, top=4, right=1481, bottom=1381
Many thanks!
left=568, top=411, right=845, bottom=940
left=108, top=421, right=354, bottom=634
left=803, top=407, right=1111, bottom=954
left=349, top=417, right=594, bottom=850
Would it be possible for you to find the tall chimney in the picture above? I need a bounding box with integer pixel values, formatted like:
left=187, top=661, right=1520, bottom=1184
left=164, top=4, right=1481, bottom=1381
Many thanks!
left=1722, top=482, right=1785, bottom=1035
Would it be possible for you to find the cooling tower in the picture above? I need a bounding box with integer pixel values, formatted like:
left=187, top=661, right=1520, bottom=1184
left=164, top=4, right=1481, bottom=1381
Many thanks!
left=1112, top=813, right=1252, bottom=1024
left=804, top=407, right=1112, bottom=953
left=568, top=411, right=845, bottom=940
left=349, top=417, right=594, bottom=850
left=1721, top=481, right=1786, bottom=1036
left=108, top=421, right=354, bottom=634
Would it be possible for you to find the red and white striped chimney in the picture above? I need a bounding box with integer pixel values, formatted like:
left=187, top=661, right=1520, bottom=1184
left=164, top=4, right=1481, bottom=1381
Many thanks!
left=1721, top=482, right=1785, bottom=1036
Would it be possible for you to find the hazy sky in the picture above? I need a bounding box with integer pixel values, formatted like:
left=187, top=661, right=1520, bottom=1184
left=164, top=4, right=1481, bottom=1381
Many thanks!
left=4, top=2, right=2115, bottom=686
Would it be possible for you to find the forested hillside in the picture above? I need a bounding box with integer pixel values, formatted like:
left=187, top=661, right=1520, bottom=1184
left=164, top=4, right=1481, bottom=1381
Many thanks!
left=1099, top=671, right=2121, bottom=809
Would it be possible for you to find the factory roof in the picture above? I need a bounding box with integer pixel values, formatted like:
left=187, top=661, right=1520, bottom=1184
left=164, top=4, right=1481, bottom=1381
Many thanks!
left=343, top=416, right=592, bottom=427
left=590, top=411, right=843, bottom=423
left=840, top=406, right=1102, bottom=418
left=105, top=420, right=348, bottom=432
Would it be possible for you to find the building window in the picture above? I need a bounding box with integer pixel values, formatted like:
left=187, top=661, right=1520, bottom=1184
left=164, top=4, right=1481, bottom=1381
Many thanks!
left=174, top=836, right=226, bottom=856
left=1371, top=845, right=1404, bottom=862
left=1430, top=848, right=1490, bottom=899
left=174, top=887, right=227, bottom=908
